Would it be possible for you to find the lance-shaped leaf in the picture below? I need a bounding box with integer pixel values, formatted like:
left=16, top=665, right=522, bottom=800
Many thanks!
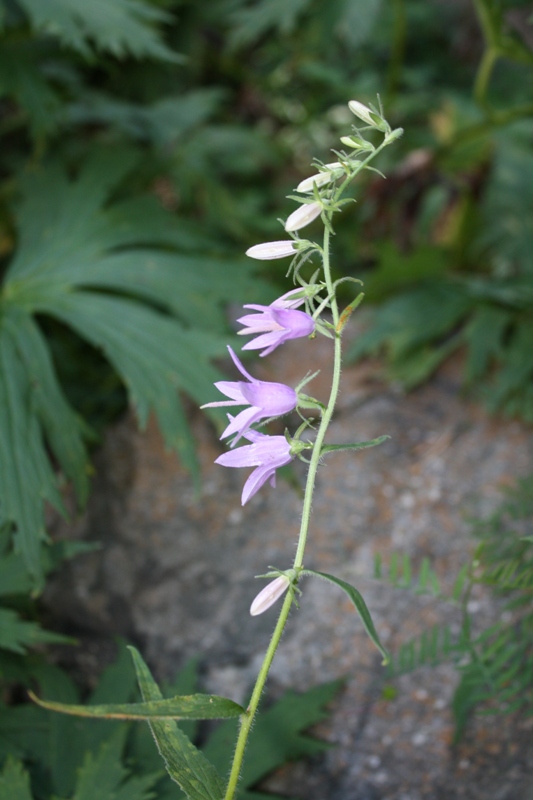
left=29, top=691, right=245, bottom=721
left=320, top=435, right=390, bottom=456
left=301, top=570, right=389, bottom=664
left=128, top=646, right=226, bottom=800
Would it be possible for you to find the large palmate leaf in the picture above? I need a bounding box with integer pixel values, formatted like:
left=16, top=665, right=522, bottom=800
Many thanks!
left=13, top=0, right=179, bottom=61
left=0, top=147, right=267, bottom=585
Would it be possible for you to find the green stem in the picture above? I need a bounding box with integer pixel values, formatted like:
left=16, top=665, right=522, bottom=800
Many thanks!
left=224, top=587, right=293, bottom=800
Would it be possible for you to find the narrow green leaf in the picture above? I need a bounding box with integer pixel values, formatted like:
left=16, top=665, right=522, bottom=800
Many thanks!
left=0, top=757, right=33, bottom=800
left=320, top=435, right=390, bottom=456
left=128, top=647, right=226, bottom=800
left=30, top=692, right=245, bottom=721
left=301, top=570, right=389, bottom=664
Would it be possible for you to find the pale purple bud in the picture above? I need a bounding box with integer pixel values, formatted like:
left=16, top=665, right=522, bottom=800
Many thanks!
left=296, top=162, right=343, bottom=193
left=285, top=202, right=322, bottom=232
left=246, top=241, right=298, bottom=260
left=250, top=575, right=290, bottom=616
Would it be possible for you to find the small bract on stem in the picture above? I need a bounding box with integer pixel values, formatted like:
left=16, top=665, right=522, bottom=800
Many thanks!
left=199, top=99, right=402, bottom=800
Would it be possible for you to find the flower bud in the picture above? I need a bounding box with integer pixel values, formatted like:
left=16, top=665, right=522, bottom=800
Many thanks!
left=246, top=241, right=298, bottom=260
left=296, top=163, right=343, bottom=193
left=348, top=100, right=388, bottom=132
left=250, top=575, right=290, bottom=616
left=285, top=201, right=322, bottom=232
left=340, top=136, right=374, bottom=151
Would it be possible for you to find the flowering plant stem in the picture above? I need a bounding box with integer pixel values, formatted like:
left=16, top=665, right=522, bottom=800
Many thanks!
left=224, top=121, right=399, bottom=800
left=224, top=224, right=340, bottom=800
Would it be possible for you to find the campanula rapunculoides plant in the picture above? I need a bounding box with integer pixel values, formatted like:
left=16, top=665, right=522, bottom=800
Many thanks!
left=32, top=99, right=403, bottom=800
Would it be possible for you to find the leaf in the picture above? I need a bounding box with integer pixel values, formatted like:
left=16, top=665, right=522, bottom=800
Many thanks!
left=128, top=647, right=226, bottom=800
left=320, top=435, right=390, bottom=456
left=0, top=608, right=73, bottom=654
left=0, top=313, right=65, bottom=586
left=72, top=729, right=160, bottom=800
left=204, top=680, right=342, bottom=791
left=301, top=570, right=389, bottom=664
left=30, top=692, right=245, bottom=721
left=0, top=39, right=61, bottom=137
left=1, top=149, right=262, bottom=577
left=16, top=0, right=181, bottom=61
left=0, top=757, right=33, bottom=800
left=228, top=0, right=311, bottom=49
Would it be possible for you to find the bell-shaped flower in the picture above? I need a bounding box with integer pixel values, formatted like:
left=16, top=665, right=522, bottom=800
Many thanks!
left=285, top=201, right=322, bottom=232
left=237, top=291, right=315, bottom=357
left=250, top=575, right=290, bottom=616
left=201, top=347, right=297, bottom=445
left=215, top=428, right=293, bottom=505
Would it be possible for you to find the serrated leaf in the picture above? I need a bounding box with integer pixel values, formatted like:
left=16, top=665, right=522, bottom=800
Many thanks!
left=0, top=757, right=33, bottom=800
left=0, top=39, right=61, bottom=137
left=30, top=692, right=245, bottom=721
left=17, top=0, right=181, bottom=61
left=228, top=0, right=311, bottom=49
left=128, top=647, right=226, bottom=800
left=301, top=570, right=389, bottom=664
left=0, top=608, right=72, bottom=654
left=72, top=728, right=159, bottom=800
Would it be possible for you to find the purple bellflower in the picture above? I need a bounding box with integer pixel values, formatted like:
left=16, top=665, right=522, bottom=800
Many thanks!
left=237, top=291, right=315, bottom=357
left=215, top=428, right=293, bottom=505
left=201, top=347, right=297, bottom=445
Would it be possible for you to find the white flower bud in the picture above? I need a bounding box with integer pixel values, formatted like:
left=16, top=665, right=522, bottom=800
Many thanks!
left=348, top=100, right=388, bottom=132
left=296, top=162, right=343, bottom=193
left=246, top=241, right=298, bottom=260
left=250, top=575, right=290, bottom=616
left=284, top=201, right=322, bottom=232
left=340, top=136, right=374, bottom=151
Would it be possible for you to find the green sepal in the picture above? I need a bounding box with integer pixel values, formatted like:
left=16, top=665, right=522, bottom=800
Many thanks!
left=128, top=647, right=226, bottom=800
left=320, top=435, right=390, bottom=456
left=301, top=570, right=390, bottom=664
left=29, top=691, right=245, bottom=721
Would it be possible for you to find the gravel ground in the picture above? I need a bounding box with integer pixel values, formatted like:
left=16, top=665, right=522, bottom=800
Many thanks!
left=46, top=338, right=533, bottom=799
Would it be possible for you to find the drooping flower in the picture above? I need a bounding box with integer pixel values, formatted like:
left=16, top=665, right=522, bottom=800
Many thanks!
left=250, top=575, right=290, bottom=616
left=285, top=201, right=322, bottom=232
left=237, top=291, right=315, bottom=357
left=215, top=428, right=293, bottom=505
left=296, top=162, right=343, bottom=193
left=201, top=347, right=297, bottom=445
left=246, top=241, right=298, bottom=260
